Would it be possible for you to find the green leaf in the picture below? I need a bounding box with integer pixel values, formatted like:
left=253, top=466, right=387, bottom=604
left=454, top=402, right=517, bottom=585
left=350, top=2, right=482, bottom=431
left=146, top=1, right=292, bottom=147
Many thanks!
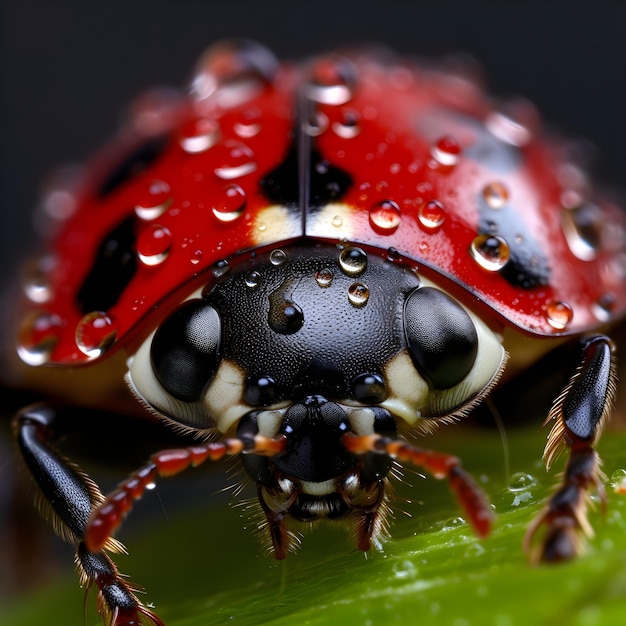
left=3, top=427, right=626, bottom=626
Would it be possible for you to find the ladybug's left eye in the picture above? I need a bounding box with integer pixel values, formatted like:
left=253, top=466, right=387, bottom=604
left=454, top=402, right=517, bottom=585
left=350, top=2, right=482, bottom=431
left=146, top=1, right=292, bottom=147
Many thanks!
left=403, top=287, right=478, bottom=389
left=150, top=300, right=221, bottom=402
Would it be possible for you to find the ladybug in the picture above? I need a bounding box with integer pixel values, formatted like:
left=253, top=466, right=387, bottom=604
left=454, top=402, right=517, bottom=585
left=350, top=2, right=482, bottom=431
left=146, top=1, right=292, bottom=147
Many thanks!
left=12, top=40, right=625, bottom=625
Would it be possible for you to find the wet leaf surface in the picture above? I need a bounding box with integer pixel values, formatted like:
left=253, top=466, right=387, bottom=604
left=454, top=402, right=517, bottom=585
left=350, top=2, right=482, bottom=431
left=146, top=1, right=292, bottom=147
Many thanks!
left=3, top=426, right=626, bottom=626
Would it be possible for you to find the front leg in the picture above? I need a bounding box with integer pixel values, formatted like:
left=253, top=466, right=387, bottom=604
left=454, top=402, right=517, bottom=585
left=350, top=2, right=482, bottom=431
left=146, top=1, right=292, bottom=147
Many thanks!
left=525, top=334, right=617, bottom=562
left=14, top=404, right=164, bottom=626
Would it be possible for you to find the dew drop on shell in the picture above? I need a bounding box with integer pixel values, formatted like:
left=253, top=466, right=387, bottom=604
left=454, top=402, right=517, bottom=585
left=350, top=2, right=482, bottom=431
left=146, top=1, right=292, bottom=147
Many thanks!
left=469, top=234, right=511, bottom=271
left=75, top=311, right=118, bottom=359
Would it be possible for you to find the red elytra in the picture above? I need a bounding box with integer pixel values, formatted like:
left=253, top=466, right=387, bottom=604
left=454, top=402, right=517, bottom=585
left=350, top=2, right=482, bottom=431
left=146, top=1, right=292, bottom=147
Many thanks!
left=19, top=47, right=626, bottom=367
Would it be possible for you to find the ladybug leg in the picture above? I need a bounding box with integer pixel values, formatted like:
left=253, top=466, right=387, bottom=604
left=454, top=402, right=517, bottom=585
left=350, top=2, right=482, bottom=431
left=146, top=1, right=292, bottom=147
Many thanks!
left=14, top=403, right=164, bottom=626
left=85, top=433, right=286, bottom=553
left=526, top=334, right=617, bottom=562
left=342, top=433, right=494, bottom=538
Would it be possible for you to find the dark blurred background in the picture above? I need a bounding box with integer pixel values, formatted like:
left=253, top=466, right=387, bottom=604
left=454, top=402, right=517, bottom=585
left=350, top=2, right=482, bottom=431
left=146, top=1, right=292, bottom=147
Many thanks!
left=0, top=0, right=624, bottom=609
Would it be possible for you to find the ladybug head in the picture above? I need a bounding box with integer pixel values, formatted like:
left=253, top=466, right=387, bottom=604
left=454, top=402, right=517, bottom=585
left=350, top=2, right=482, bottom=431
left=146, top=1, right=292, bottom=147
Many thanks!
left=127, top=244, right=506, bottom=458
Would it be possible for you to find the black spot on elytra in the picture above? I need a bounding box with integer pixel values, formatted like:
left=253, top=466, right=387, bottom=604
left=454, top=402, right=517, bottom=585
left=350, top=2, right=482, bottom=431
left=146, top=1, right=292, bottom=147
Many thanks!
left=478, top=199, right=550, bottom=289
left=77, top=216, right=137, bottom=313
left=98, top=135, right=168, bottom=198
left=260, top=144, right=352, bottom=208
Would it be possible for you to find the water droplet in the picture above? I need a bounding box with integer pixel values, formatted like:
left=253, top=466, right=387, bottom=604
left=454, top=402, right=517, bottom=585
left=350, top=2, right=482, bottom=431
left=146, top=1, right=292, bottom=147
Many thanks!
left=17, top=311, right=61, bottom=366
left=369, top=200, right=401, bottom=234
left=592, top=293, right=616, bottom=322
left=348, top=282, right=369, bottom=307
left=39, top=165, right=83, bottom=222
left=212, top=184, right=247, bottom=222
left=22, top=256, right=56, bottom=303
left=331, top=215, right=343, bottom=228
left=469, top=234, right=510, bottom=271
left=315, top=268, right=333, bottom=287
left=245, top=270, right=261, bottom=288
left=75, top=311, right=118, bottom=359
left=269, top=249, right=287, bottom=266
left=233, top=109, right=262, bottom=138
left=135, top=180, right=173, bottom=220
left=339, top=246, right=368, bottom=276
left=137, top=225, right=172, bottom=266
left=560, top=202, right=602, bottom=261
left=127, top=87, right=184, bottom=137
left=442, top=516, right=466, bottom=531
left=387, top=247, right=401, bottom=262
left=307, top=55, right=356, bottom=105
left=545, top=300, right=573, bottom=330
left=430, top=135, right=462, bottom=166
left=332, top=109, right=361, bottom=138
left=418, top=200, right=446, bottom=231
left=391, top=560, right=417, bottom=580
left=190, top=40, right=278, bottom=104
left=482, top=182, right=510, bottom=209
left=179, top=118, right=220, bottom=154
left=189, top=249, right=203, bottom=265
left=211, top=259, right=230, bottom=278
left=214, top=140, right=257, bottom=179
left=610, top=469, right=626, bottom=493
left=485, top=99, right=537, bottom=147
left=508, top=472, right=537, bottom=492
left=303, top=111, right=329, bottom=137
left=268, top=294, right=304, bottom=335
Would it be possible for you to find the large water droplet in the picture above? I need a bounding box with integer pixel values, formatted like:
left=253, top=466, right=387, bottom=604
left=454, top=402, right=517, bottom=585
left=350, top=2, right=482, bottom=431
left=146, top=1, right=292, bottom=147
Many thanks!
left=508, top=472, right=537, bottom=492
left=214, top=140, right=257, bottom=180
left=306, top=55, right=356, bottom=105
left=430, top=135, right=462, bottom=167
left=233, top=108, right=262, bottom=138
left=268, top=291, right=304, bottom=334
left=135, top=180, right=173, bottom=220
left=269, top=249, right=287, bottom=266
left=482, top=182, right=509, bottom=209
left=245, top=270, right=261, bottom=288
left=485, top=99, right=537, bottom=147
left=592, top=293, right=616, bottom=323
left=469, top=234, right=510, bottom=271
left=560, top=202, right=602, bottom=261
left=190, top=40, right=278, bottom=105
left=137, top=225, right=172, bottom=266
left=17, top=311, right=62, bottom=366
left=339, top=246, right=368, bottom=276
left=22, top=256, right=56, bottom=303
left=418, top=200, right=446, bottom=231
left=545, top=300, right=573, bottom=330
left=211, top=259, right=230, bottom=278
left=212, top=184, right=247, bottom=222
left=75, top=311, right=118, bottom=359
left=315, top=268, right=333, bottom=287
left=179, top=118, right=220, bottom=154
left=332, top=109, right=361, bottom=138
left=369, top=200, right=401, bottom=234
left=348, top=282, right=369, bottom=307
left=303, top=111, right=329, bottom=137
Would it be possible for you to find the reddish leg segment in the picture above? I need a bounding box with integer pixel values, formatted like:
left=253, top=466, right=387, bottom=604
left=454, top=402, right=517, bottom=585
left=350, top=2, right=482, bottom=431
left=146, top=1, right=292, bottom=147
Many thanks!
left=342, top=433, right=494, bottom=538
left=86, top=434, right=286, bottom=553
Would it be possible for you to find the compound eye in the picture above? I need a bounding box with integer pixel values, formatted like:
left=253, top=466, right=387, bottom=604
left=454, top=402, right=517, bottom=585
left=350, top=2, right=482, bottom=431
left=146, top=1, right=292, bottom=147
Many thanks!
left=151, top=300, right=221, bottom=402
left=404, top=287, right=478, bottom=389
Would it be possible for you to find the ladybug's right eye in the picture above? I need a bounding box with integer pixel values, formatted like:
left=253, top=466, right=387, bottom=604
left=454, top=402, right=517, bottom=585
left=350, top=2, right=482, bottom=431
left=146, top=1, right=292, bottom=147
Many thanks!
left=403, top=287, right=478, bottom=389
left=150, top=300, right=221, bottom=402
